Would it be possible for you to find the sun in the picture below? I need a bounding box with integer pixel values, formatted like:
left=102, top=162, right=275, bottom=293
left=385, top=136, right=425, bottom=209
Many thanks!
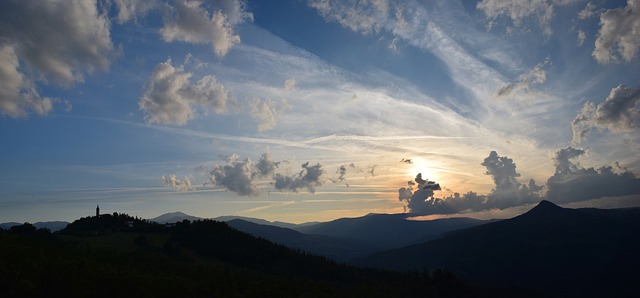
left=405, top=158, right=439, bottom=183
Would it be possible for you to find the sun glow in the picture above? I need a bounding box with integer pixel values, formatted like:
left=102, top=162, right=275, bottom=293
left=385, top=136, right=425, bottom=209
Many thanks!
left=405, top=158, right=440, bottom=184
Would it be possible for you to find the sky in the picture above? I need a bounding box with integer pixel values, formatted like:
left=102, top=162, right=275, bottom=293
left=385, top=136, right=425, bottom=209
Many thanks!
left=1, top=0, right=639, bottom=224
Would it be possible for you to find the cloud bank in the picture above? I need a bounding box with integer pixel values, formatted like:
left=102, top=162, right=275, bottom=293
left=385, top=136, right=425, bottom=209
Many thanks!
left=398, top=147, right=638, bottom=215
left=546, top=146, right=640, bottom=203
left=206, top=153, right=329, bottom=196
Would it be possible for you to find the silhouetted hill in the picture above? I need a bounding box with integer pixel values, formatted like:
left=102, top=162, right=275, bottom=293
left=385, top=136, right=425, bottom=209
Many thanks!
left=357, top=201, right=640, bottom=297
left=61, top=213, right=163, bottom=235
left=226, top=219, right=375, bottom=261
left=150, top=211, right=201, bottom=224
left=295, top=213, right=489, bottom=251
left=1, top=217, right=503, bottom=297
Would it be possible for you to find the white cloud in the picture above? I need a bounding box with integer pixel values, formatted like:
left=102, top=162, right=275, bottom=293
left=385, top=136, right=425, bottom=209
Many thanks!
left=593, top=0, right=640, bottom=63
left=160, top=0, right=252, bottom=57
left=162, top=175, right=193, bottom=191
left=0, top=46, right=53, bottom=118
left=578, top=1, right=597, bottom=20
left=476, top=0, right=580, bottom=37
left=496, top=58, right=550, bottom=97
left=577, top=30, right=587, bottom=46
left=274, top=162, right=325, bottom=193
left=251, top=97, right=286, bottom=131
left=0, top=0, right=116, bottom=117
left=476, top=0, right=555, bottom=36
left=113, top=0, right=158, bottom=23
left=249, top=78, right=293, bottom=131
left=309, top=0, right=389, bottom=34
left=572, top=84, right=640, bottom=142
left=139, top=58, right=229, bottom=125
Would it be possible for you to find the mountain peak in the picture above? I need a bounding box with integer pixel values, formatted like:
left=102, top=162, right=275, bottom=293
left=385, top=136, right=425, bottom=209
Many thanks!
left=151, top=212, right=201, bottom=224
left=523, top=200, right=564, bottom=217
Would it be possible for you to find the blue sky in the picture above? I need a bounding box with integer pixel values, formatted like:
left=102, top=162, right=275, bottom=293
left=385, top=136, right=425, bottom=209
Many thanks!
left=1, top=0, right=639, bottom=223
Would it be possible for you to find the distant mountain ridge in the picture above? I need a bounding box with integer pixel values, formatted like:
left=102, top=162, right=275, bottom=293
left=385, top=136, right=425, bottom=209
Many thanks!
left=357, top=200, right=640, bottom=297
left=294, top=213, right=489, bottom=251
left=0, top=221, right=69, bottom=232
left=226, top=219, right=375, bottom=261
left=148, top=211, right=489, bottom=261
left=148, top=212, right=311, bottom=229
left=149, top=212, right=201, bottom=224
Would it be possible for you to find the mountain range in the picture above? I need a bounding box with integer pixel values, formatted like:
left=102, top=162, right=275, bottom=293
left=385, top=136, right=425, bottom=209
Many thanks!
left=2, top=200, right=638, bottom=296
left=356, top=200, right=640, bottom=297
left=293, top=213, right=489, bottom=251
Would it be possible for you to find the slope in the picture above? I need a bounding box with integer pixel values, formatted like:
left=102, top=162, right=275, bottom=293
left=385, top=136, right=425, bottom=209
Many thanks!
left=295, top=213, right=488, bottom=251
left=358, top=200, right=640, bottom=297
left=226, top=219, right=375, bottom=261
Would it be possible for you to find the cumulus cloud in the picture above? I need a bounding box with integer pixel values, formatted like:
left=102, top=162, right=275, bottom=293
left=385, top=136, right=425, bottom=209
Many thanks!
left=546, top=146, right=640, bottom=203
left=309, top=0, right=389, bottom=34
left=572, top=84, right=640, bottom=143
left=481, top=151, right=543, bottom=207
left=593, top=0, right=640, bottom=63
left=553, top=146, right=586, bottom=175
left=160, top=0, right=252, bottom=57
left=139, top=58, right=229, bottom=125
left=162, top=175, right=192, bottom=191
left=496, top=58, right=550, bottom=97
left=174, top=152, right=328, bottom=196
left=0, top=0, right=116, bottom=117
left=209, top=153, right=278, bottom=196
left=398, top=151, right=542, bottom=215
left=274, top=162, right=324, bottom=193
left=397, top=174, right=448, bottom=214
left=0, top=46, right=53, bottom=117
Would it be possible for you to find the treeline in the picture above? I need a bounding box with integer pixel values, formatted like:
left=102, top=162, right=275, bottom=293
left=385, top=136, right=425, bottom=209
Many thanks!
left=60, top=212, right=163, bottom=235
left=0, top=217, right=502, bottom=297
